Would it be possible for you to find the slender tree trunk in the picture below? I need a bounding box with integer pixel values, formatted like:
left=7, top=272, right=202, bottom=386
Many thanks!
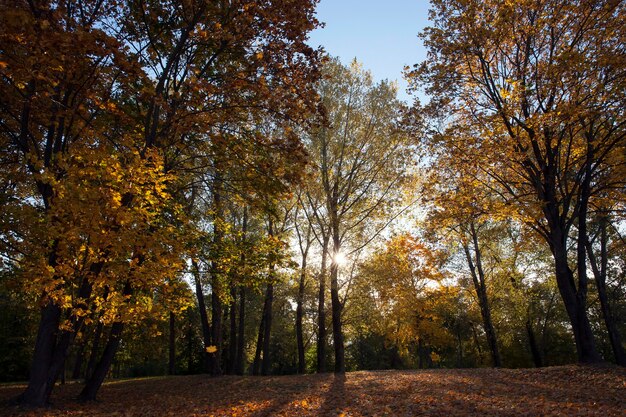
left=192, top=259, right=211, bottom=373
left=235, top=207, right=248, bottom=375
left=210, top=289, right=223, bottom=376
left=187, top=309, right=194, bottom=374
left=169, top=312, right=176, bottom=375
left=330, top=259, right=345, bottom=373
left=209, top=160, right=224, bottom=377
left=78, top=281, right=132, bottom=402
left=261, top=282, right=274, bottom=375
left=71, top=337, right=87, bottom=380
left=227, top=287, right=237, bottom=374
left=236, top=286, right=246, bottom=375
left=296, top=263, right=307, bottom=374
left=464, top=223, right=501, bottom=367
left=317, top=235, right=329, bottom=373
left=252, top=307, right=265, bottom=376
left=526, top=319, right=543, bottom=367
left=585, top=215, right=626, bottom=366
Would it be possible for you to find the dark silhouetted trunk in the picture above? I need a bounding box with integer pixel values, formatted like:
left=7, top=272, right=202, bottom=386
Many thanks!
left=261, top=282, right=273, bottom=375
left=526, top=319, right=543, bottom=367
left=252, top=307, right=265, bottom=376
left=71, top=337, right=87, bottom=380
left=295, top=226, right=311, bottom=374
left=236, top=286, right=246, bottom=375
left=169, top=312, right=176, bottom=375
left=192, top=259, right=211, bottom=373
left=227, top=287, right=237, bottom=374
left=235, top=207, right=248, bottom=375
left=317, top=235, right=329, bottom=373
left=585, top=215, right=626, bottom=366
left=463, top=222, right=501, bottom=367
left=78, top=281, right=131, bottom=402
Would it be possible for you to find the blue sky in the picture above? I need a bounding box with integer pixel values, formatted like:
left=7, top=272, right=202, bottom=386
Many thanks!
left=307, top=0, right=431, bottom=103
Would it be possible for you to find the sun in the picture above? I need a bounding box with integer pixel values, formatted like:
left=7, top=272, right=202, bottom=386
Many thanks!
left=333, top=251, right=347, bottom=266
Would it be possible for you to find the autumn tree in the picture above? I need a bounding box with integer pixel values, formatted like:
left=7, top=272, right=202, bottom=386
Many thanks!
left=0, top=0, right=321, bottom=406
left=302, top=58, right=413, bottom=373
left=412, top=0, right=626, bottom=363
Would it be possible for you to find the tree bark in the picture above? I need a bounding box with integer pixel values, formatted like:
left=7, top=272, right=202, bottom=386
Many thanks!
left=78, top=281, right=132, bottom=402
left=317, top=235, right=329, bottom=373
left=168, top=312, right=176, bottom=375
left=585, top=215, right=626, bottom=366
left=227, top=287, right=237, bottom=374
left=261, top=282, right=274, bottom=375
left=236, top=286, right=246, bottom=375
left=252, top=306, right=265, bottom=376
left=296, top=264, right=307, bottom=374
left=192, top=259, right=211, bottom=373
left=463, top=223, right=501, bottom=367
left=526, top=319, right=543, bottom=367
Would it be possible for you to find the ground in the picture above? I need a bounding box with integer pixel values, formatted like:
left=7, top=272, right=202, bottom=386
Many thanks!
left=1, top=366, right=624, bottom=416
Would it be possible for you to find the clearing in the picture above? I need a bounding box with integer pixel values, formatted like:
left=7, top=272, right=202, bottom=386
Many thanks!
left=1, top=366, right=624, bottom=416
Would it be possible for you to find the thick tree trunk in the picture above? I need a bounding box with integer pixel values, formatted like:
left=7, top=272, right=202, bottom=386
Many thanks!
left=317, top=235, right=329, bottom=373
left=169, top=312, right=176, bottom=375
left=18, top=273, right=93, bottom=406
left=85, top=320, right=104, bottom=380
left=551, top=232, right=600, bottom=363
left=463, top=224, right=501, bottom=367
left=585, top=216, right=626, bottom=366
left=17, top=302, right=62, bottom=406
left=192, top=259, right=211, bottom=373
left=236, top=286, right=246, bottom=375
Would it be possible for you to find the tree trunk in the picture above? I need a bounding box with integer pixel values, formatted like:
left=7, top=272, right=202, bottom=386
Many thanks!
left=210, top=288, right=223, bottom=376
left=296, top=263, right=307, bottom=374
left=330, top=259, right=345, bottom=373
left=236, top=286, right=246, bottom=375
left=17, top=302, right=62, bottom=406
left=169, top=312, right=176, bottom=375
left=18, top=273, right=93, bottom=406
left=252, top=305, right=265, bottom=376
left=585, top=215, right=626, bottom=366
left=526, top=319, right=543, bottom=367
left=192, top=259, right=212, bottom=373
left=227, top=287, right=238, bottom=374
left=78, top=281, right=132, bottom=401
left=317, top=235, right=329, bottom=373
left=551, top=232, right=600, bottom=363
left=261, top=282, right=274, bottom=376
left=71, top=337, right=87, bottom=380
left=464, top=223, right=501, bottom=367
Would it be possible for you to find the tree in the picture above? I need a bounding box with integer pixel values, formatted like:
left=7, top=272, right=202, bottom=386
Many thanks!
left=303, top=58, right=413, bottom=373
left=1, top=0, right=322, bottom=405
left=412, top=0, right=626, bottom=363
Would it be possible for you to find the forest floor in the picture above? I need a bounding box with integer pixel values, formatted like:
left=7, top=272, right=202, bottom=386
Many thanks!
left=1, top=365, right=624, bottom=416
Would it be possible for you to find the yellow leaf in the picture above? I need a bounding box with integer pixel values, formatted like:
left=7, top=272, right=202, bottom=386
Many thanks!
left=205, top=345, right=217, bottom=353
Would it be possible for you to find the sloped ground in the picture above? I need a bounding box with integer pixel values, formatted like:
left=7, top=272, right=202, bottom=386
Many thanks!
left=1, top=366, right=624, bottom=416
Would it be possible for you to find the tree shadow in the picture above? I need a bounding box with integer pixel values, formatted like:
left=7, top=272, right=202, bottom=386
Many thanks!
left=319, top=373, right=347, bottom=416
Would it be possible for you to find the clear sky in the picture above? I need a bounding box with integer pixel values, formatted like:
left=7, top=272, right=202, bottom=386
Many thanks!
left=307, top=0, right=431, bottom=103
